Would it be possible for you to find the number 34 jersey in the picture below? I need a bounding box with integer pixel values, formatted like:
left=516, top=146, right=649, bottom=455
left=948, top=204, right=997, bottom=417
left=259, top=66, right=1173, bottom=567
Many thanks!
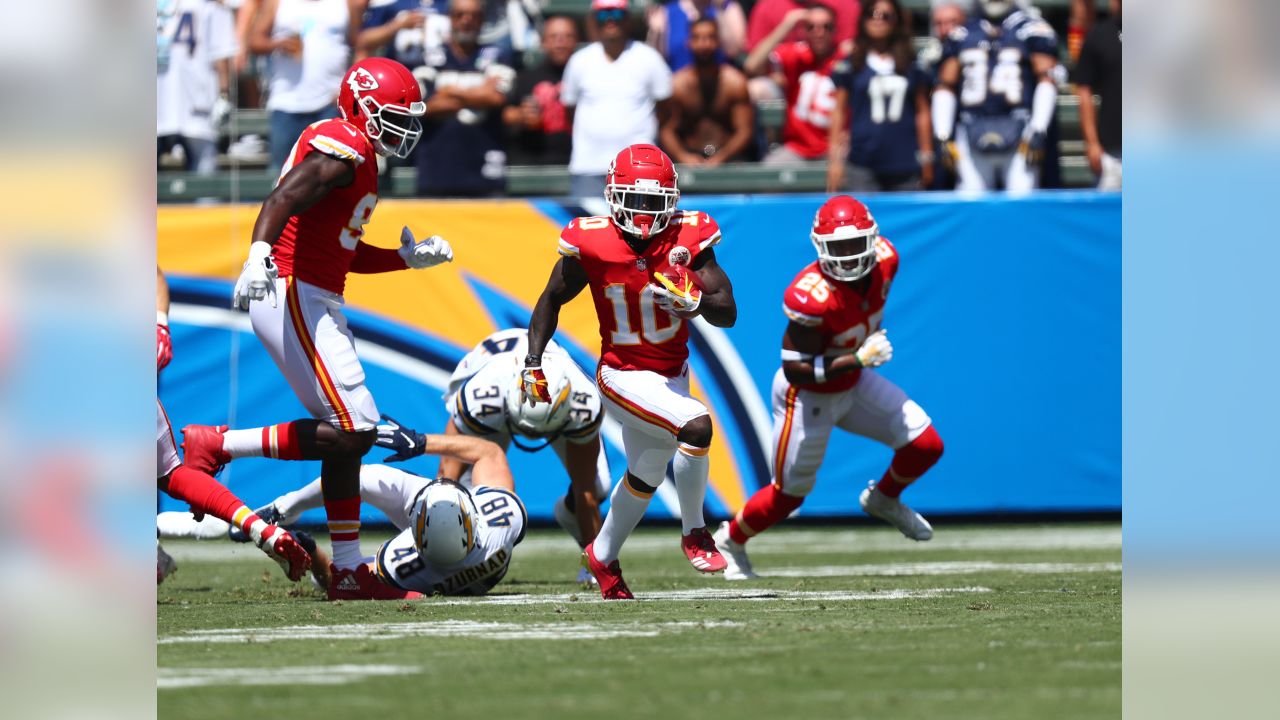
left=273, top=118, right=380, bottom=295
left=782, top=237, right=899, bottom=394
left=375, top=487, right=528, bottom=596
left=942, top=13, right=1057, bottom=117
left=557, top=211, right=722, bottom=378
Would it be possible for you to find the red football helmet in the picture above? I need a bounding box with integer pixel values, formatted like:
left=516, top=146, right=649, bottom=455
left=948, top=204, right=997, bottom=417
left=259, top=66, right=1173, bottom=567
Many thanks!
left=605, top=144, right=680, bottom=240
left=337, top=58, right=426, bottom=159
left=811, top=195, right=880, bottom=282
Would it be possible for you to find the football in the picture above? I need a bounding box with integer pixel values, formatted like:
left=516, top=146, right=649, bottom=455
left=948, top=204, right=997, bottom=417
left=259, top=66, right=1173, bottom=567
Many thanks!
left=654, top=264, right=700, bottom=301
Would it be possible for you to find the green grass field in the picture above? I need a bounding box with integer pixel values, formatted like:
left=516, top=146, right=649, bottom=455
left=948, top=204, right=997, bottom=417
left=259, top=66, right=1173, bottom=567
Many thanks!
left=158, top=522, right=1120, bottom=720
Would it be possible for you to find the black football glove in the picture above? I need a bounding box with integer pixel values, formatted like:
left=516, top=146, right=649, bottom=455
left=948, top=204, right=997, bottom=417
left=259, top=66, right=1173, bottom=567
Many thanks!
left=1020, top=130, right=1047, bottom=169
left=375, top=413, right=426, bottom=463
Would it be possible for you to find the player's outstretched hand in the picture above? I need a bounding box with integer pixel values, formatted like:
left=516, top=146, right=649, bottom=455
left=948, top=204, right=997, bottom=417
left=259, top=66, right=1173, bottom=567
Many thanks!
left=232, top=241, right=278, bottom=310
left=519, top=365, right=552, bottom=405
left=855, top=329, right=894, bottom=368
left=399, top=226, right=454, bottom=269
left=376, top=413, right=427, bottom=463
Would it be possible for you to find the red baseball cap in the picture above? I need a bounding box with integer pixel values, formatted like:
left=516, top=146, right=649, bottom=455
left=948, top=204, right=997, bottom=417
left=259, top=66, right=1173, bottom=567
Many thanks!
left=592, top=0, right=628, bottom=11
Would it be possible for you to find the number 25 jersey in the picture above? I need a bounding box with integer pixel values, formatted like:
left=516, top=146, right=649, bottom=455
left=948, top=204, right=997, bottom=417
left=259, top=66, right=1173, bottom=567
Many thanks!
left=273, top=118, right=380, bottom=295
left=557, top=211, right=722, bottom=378
left=782, top=237, right=899, bottom=394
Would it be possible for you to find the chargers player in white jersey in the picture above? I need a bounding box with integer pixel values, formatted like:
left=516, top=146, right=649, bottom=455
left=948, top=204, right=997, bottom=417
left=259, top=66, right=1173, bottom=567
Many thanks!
left=263, top=431, right=525, bottom=598
left=375, top=328, right=611, bottom=583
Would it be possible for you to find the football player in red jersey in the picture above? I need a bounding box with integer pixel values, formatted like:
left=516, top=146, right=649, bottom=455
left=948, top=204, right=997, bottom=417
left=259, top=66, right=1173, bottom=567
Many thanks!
left=522, top=144, right=737, bottom=599
left=713, top=196, right=944, bottom=579
left=180, top=58, right=455, bottom=601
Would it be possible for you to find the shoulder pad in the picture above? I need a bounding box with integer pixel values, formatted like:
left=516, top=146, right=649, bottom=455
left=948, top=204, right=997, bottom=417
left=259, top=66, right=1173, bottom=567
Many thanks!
left=308, top=119, right=370, bottom=165
left=559, top=216, right=611, bottom=257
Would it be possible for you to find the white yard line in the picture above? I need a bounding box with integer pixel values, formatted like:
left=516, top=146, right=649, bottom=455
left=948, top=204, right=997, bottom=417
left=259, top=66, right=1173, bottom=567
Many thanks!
left=761, top=561, right=1122, bottom=577
left=158, top=664, right=419, bottom=689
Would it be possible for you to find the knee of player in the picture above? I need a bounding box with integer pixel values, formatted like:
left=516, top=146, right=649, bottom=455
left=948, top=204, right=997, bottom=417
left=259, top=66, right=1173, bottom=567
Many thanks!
left=907, top=425, right=944, bottom=461
left=624, top=472, right=660, bottom=496
left=677, top=415, right=713, bottom=448
left=337, top=428, right=377, bottom=456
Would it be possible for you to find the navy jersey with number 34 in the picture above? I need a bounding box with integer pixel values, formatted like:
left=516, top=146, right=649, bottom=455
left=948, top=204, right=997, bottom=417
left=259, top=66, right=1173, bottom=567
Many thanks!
left=941, top=11, right=1057, bottom=117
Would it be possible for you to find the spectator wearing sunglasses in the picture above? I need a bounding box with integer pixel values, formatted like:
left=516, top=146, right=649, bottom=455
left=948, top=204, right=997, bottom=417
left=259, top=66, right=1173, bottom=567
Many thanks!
left=827, top=0, right=933, bottom=191
left=745, top=2, right=847, bottom=165
left=746, top=0, right=858, bottom=55
left=561, top=0, right=674, bottom=198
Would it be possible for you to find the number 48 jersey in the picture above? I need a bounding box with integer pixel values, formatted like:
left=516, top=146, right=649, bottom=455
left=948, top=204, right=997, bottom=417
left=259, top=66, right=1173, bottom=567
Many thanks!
left=272, top=118, right=380, bottom=295
left=782, top=237, right=899, bottom=394
left=558, top=211, right=722, bottom=378
left=375, top=487, right=527, bottom=596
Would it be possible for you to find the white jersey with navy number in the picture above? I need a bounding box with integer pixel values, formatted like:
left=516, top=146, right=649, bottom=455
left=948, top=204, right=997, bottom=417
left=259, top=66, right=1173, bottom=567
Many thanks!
left=157, top=0, right=237, bottom=141
left=375, top=486, right=527, bottom=596
left=447, top=329, right=604, bottom=445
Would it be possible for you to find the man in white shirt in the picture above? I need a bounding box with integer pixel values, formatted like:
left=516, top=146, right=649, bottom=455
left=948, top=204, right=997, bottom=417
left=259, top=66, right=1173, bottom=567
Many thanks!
left=560, top=0, right=673, bottom=198
left=157, top=0, right=238, bottom=175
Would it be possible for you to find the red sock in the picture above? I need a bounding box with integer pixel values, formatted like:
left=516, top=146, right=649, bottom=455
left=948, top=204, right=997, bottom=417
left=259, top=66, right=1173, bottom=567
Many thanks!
left=876, top=426, right=944, bottom=498
left=729, top=483, right=804, bottom=544
left=165, top=465, right=252, bottom=526
left=324, top=497, right=361, bottom=543
left=262, top=422, right=303, bottom=460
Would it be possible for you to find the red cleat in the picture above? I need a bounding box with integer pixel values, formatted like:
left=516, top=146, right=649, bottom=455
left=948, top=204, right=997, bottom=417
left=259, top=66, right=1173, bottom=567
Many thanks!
left=327, top=563, right=424, bottom=601
left=180, top=424, right=232, bottom=476
left=583, top=543, right=635, bottom=600
left=680, top=527, right=727, bottom=573
left=259, top=527, right=311, bottom=582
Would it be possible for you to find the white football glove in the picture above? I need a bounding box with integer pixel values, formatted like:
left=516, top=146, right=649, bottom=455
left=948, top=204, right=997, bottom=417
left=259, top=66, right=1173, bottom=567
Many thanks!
left=398, top=226, right=454, bottom=269
left=855, top=329, right=893, bottom=368
left=211, top=94, right=232, bottom=130
left=232, top=241, right=278, bottom=310
left=649, top=272, right=702, bottom=316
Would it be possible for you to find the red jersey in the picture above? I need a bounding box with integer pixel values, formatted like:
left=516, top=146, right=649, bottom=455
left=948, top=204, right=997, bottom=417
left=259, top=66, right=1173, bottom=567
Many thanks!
left=782, top=237, right=899, bottom=393
left=272, top=118, right=379, bottom=295
left=771, top=42, right=844, bottom=159
left=558, top=211, right=722, bottom=377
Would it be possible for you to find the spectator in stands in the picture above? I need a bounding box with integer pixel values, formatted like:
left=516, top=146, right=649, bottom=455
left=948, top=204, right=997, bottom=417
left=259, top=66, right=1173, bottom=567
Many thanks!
left=659, top=18, right=755, bottom=165
left=561, top=0, right=673, bottom=198
left=827, top=0, right=932, bottom=191
left=415, top=0, right=517, bottom=196
left=503, top=15, right=578, bottom=166
left=1068, top=0, right=1097, bottom=63
left=646, top=0, right=747, bottom=71
left=355, top=0, right=449, bottom=66
left=916, top=1, right=966, bottom=80
left=479, top=0, right=542, bottom=58
left=745, top=2, right=845, bottom=165
left=250, top=0, right=361, bottom=172
left=1075, top=0, right=1121, bottom=190
left=158, top=0, right=237, bottom=175
left=746, top=0, right=857, bottom=55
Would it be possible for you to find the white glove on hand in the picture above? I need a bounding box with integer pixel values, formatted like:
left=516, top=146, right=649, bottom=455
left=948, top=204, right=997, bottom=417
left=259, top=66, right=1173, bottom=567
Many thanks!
left=232, top=241, right=278, bottom=310
left=398, top=226, right=454, bottom=269
left=649, top=272, right=702, bottom=316
left=855, top=329, right=893, bottom=368
left=211, top=95, right=232, bottom=130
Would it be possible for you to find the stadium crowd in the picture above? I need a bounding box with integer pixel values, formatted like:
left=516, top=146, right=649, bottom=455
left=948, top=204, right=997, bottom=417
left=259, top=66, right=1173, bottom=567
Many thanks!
left=158, top=0, right=1120, bottom=193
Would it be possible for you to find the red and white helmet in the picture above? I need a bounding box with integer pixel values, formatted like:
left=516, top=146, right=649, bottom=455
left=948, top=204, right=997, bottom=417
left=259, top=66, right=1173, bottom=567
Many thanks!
left=811, top=195, right=880, bottom=282
left=337, top=58, right=426, bottom=159
left=604, top=144, right=680, bottom=240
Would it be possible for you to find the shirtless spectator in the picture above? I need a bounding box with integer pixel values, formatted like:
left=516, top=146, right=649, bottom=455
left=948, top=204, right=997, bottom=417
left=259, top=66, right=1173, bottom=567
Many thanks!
left=659, top=18, right=755, bottom=165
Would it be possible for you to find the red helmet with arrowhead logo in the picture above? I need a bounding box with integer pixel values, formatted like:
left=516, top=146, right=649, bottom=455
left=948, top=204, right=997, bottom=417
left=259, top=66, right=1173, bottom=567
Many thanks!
left=336, top=58, right=426, bottom=159
left=811, top=195, right=879, bottom=282
left=604, top=144, right=680, bottom=240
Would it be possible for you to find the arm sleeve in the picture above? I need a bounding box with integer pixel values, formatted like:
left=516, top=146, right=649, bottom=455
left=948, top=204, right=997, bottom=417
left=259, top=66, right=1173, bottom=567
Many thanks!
left=308, top=122, right=370, bottom=165
left=559, top=54, right=581, bottom=106
left=557, top=219, right=582, bottom=258
left=695, top=212, right=723, bottom=253
left=349, top=241, right=406, bottom=273
left=209, top=5, right=239, bottom=61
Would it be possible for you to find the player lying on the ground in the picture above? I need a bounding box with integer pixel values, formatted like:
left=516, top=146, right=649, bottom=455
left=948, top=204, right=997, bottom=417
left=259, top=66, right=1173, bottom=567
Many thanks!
left=157, top=399, right=310, bottom=584
left=523, top=144, right=738, bottom=599
left=714, top=196, right=944, bottom=580
left=373, top=328, right=609, bottom=583
left=279, top=433, right=526, bottom=598
left=181, top=58, right=454, bottom=601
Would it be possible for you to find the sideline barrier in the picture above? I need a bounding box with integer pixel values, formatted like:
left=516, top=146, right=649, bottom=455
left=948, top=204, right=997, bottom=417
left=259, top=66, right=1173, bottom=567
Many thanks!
left=158, top=191, right=1119, bottom=523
